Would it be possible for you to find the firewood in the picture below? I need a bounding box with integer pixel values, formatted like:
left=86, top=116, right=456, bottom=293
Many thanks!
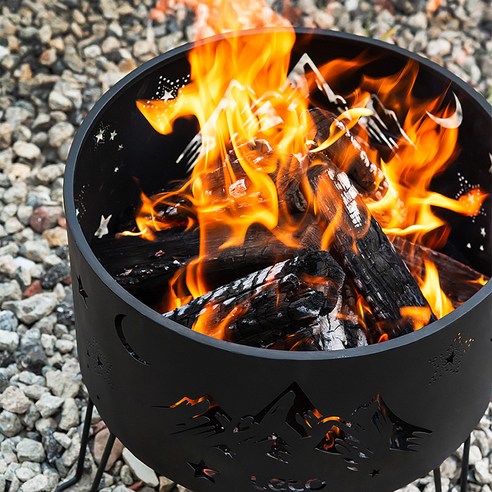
left=266, top=328, right=321, bottom=351
left=164, top=250, right=345, bottom=348
left=392, top=237, right=489, bottom=306
left=93, top=228, right=193, bottom=289
left=304, top=160, right=436, bottom=338
left=203, top=141, right=308, bottom=214
left=308, top=107, right=388, bottom=200
left=93, top=225, right=320, bottom=293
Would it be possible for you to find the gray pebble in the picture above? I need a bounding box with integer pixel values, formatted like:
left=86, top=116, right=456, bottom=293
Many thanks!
left=17, top=438, right=46, bottom=463
left=0, top=386, right=31, bottom=414
left=19, top=239, right=51, bottom=263
left=12, top=141, right=41, bottom=161
left=40, top=262, right=70, bottom=289
left=0, top=310, right=18, bottom=331
left=48, top=91, right=73, bottom=112
left=3, top=293, right=58, bottom=324
left=35, top=392, right=64, bottom=418
left=48, top=121, right=75, bottom=148
left=0, top=409, right=23, bottom=437
left=19, top=473, right=48, bottom=491
left=0, top=329, right=19, bottom=352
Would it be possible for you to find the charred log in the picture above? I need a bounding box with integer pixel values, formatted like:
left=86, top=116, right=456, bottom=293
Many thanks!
left=164, top=250, right=345, bottom=348
left=308, top=107, right=388, bottom=200
left=93, top=225, right=320, bottom=293
left=392, top=237, right=489, bottom=306
left=305, top=161, right=436, bottom=338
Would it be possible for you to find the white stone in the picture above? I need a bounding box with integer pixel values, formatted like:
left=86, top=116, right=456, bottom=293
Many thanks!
left=35, top=393, right=64, bottom=418
left=440, top=455, right=458, bottom=477
left=468, top=444, right=482, bottom=465
left=0, top=410, right=23, bottom=436
left=19, top=473, right=48, bottom=492
left=16, top=465, right=36, bottom=482
left=19, top=239, right=51, bottom=262
left=58, top=397, right=79, bottom=430
left=12, top=141, right=41, bottom=160
left=427, top=39, right=452, bottom=58
left=3, top=293, right=58, bottom=324
left=55, top=339, right=74, bottom=354
left=0, top=280, right=22, bottom=302
left=48, top=91, right=73, bottom=111
left=16, top=438, right=45, bottom=463
left=0, top=329, right=19, bottom=352
left=83, top=44, right=102, bottom=58
left=474, top=457, right=492, bottom=483
left=0, top=311, right=19, bottom=331
left=0, top=386, right=31, bottom=414
left=48, top=122, right=74, bottom=148
left=53, top=431, right=72, bottom=449
left=159, top=476, right=175, bottom=492
left=122, top=448, right=159, bottom=487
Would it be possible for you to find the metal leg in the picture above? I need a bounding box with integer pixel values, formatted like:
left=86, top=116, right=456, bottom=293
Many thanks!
left=459, top=435, right=471, bottom=491
left=433, top=467, right=442, bottom=492
left=56, top=399, right=94, bottom=491
left=90, top=432, right=116, bottom=492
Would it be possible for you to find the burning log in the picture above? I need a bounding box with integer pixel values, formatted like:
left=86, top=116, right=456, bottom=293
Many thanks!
left=392, top=237, right=489, bottom=306
left=269, top=286, right=368, bottom=351
left=164, top=250, right=345, bottom=348
left=305, top=161, right=436, bottom=338
left=308, top=108, right=388, bottom=200
left=93, top=225, right=320, bottom=292
left=203, top=141, right=308, bottom=214
left=93, top=228, right=193, bottom=290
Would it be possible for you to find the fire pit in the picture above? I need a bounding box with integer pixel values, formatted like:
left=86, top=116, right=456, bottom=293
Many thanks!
left=62, top=29, right=491, bottom=491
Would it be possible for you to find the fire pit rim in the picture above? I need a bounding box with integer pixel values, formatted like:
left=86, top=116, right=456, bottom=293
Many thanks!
left=64, top=27, right=492, bottom=361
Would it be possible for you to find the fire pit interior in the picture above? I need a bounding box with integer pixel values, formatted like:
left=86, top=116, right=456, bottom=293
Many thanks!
left=63, top=29, right=491, bottom=492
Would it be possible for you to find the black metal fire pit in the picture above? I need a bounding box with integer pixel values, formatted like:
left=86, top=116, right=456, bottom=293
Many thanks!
left=62, top=29, right=491, bottom=491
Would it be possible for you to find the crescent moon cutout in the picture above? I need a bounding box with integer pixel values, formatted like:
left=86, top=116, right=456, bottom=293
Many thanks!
left=115, top=314, right=150, bottom=366
left=426, top=92, right=463, bottom=129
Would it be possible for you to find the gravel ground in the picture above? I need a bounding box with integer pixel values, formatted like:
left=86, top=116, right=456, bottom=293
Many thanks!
left=0, top=0, right=491, bottom=491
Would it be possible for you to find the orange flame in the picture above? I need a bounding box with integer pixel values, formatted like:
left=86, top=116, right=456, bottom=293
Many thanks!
left=128, top=0, right=488, bottom=341
left=418, top=260, right=454, bottom=319
left=170, top=395, right=209, bottom=407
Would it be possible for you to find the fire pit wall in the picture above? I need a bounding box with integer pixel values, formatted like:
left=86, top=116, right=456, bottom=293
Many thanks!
left=65, top=30, right=492, bottom=492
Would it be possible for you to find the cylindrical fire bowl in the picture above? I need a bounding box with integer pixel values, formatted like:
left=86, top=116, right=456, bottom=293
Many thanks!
left=64, top=29, right=491, bottom=492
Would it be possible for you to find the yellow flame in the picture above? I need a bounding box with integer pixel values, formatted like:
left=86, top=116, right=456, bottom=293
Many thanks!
left=419, top=259, right=454, bottom=319
left=126, top=0, right=488, bottom=338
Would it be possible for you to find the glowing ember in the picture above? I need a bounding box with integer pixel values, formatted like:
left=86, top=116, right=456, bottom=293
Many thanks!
left=121, top=0, right=488, bottom=346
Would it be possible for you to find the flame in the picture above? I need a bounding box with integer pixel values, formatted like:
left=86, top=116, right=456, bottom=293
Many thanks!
left=350, top=60, right=487, bottom=248
left=400, top=306, right=432, bottom=331
left=128, top=0, right=488, bottom=342
left=418, top=260, right=454, bottom=319
left=170, top=395, right=209, bottom=407
left=469, top=275, right=488, bottom=287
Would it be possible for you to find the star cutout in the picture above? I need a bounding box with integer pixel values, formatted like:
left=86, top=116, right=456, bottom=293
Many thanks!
left=162, top=90, right=174, bottom=101
left=77, top=275, right=88, bottom=308
left=370, top=469, right=380, bottom=477
left=110, top=130, right=117, bottom=140
left=480, top=228, right=486, bottom=237
left=445, top=351, right=455, bottom=365
left=114, top=167, right=119, bottom=173
left=118, top=144, right=124, bottom=151
left=188, top=461, right=219, bottom=483
left=95, top=129, right=105, bottom=144
left=94, top=214, right=112, bottom=239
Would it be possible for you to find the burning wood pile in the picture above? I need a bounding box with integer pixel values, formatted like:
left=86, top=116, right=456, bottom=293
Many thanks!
left=94, top=2, right=488, bottom=351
